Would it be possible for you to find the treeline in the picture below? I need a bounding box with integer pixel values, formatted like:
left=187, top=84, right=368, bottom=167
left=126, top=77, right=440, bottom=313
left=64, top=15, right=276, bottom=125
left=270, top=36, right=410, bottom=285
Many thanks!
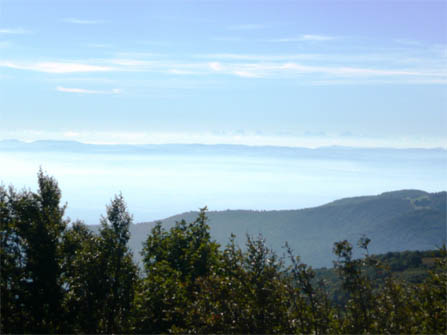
left=1, top=171, right=446, bottom=334
left=315, top=248, right=445, bottom=307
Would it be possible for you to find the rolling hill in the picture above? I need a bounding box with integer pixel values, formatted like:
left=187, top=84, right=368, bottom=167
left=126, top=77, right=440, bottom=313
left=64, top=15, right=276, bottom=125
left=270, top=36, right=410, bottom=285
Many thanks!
left=90, top=189, right=446, bottom=267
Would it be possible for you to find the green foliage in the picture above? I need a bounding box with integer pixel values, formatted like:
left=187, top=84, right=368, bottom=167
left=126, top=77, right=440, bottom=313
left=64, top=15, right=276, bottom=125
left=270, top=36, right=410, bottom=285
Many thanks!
left=0, top=185, right=26, bottom=333
left=1, top=170, right=68, bottom=333
left=0, top=174, right=138, bottom=334
left=97, top=194, right=138, bottom=334
left=111, top=189, right=446, bottom=268
left=62, top=221, right=106, bottom=333
left=141, top=208, right=219, bottom=282
left=195, top=235, right=292, bottom=334
left=135, top=207, right=220, bottom=333
left=1, top=174, right=445, bottom=334
left=332, top=238, right=447, bottom=334
left=285, top=243, right=338, bottom=334
left=315, top=248, right=444, bottom=308
left=333, top=237, right=382, bottom=333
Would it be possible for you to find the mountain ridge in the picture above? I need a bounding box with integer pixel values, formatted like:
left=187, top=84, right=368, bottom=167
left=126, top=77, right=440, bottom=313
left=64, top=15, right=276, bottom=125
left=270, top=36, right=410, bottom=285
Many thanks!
left=89, top=189, right=446, bottom=267
left=1, top=139, right=446, bottom=153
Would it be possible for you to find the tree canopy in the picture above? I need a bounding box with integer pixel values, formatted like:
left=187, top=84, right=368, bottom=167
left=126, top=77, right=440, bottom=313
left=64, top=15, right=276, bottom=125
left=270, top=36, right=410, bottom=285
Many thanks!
left=1, top=172, right=445, bottom=334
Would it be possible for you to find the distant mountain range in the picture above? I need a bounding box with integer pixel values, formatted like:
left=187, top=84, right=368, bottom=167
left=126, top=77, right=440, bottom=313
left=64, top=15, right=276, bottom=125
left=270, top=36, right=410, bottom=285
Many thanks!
left=1, top=139, right=445, bottom=157
left=90, top=189, right=446, bottom=267
left=2, top=140, right=445, bottom=267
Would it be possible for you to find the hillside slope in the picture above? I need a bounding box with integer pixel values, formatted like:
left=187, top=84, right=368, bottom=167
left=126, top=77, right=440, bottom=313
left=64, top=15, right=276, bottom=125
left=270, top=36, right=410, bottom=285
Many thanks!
left=91, top=190, right=446, bottom=267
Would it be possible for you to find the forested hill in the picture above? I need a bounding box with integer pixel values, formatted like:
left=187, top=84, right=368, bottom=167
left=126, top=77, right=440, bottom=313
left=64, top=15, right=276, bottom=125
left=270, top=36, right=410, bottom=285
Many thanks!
left=91, top=189, right=446, bottom=267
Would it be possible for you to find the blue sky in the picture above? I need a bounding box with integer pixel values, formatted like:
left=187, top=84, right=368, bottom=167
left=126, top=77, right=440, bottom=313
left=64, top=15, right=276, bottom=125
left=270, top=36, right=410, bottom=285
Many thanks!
left=1, top=0, right=446, bottom=147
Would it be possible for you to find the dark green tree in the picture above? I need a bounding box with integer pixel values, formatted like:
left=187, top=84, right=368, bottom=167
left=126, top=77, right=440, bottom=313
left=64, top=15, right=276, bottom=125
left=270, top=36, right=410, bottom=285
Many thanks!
left=61, top=221, right=107, bottom=333
left=333, top=237, right=378, bottom=333
left=2, top=173, right=446, bottom=334
left=414, top=246, right=447, bottom=334
left=0, top=186, right=27, bottom=333
left=184, top=235, right=300, bottom=334
left=97, top=193, right=138, bottom=334
left=285, top=243, right=338, bottom=334
left=136, top=207, right=220, bottom=333
left=0, top=170, right=68, bottom=333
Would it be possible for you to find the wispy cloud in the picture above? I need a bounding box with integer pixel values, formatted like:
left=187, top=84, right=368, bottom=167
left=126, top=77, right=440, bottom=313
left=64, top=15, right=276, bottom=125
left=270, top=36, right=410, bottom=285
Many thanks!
left=0, top=61, right=114, bottom=73
left=228, top=24, right=264, bottom=31
left=62, top=18, right=104, bottom=25
left=0, top=27, right=32, bottom=34
left=196, top=52, right=444, bottom=64
left=302, top=34, right=335, bottom=41
left=233, top=70, right=261, bottom=78
left=56, top=86, right=121, bottom=94
left=208, top=62, right=223, bottom=71
left=277, top=62, right=431, bottom=77
left=268, top=34, right=336, bottom=42
left=196, top=53, right=322, bottom=61
left=2, top=43, right=446, bottom=85
left=167, top=69, right=198, bottom=75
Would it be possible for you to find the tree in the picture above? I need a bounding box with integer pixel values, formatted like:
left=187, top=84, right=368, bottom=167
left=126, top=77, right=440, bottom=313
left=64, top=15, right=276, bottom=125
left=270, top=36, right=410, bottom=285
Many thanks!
left=0, top=170, right=68, bottom=333
left=285, top=243, right=338, bottom=334
left=0, top=185, right=27, bottom=333
left=2, top=173, right=445, bottom=334
left=98, top=193, right=138, bottom=334
left=333, top=237, right=379, bottom=333
left=61, top=221, right=107, bottom=333
left=136, top=207, right=220, bottom=333
left=414, top=246, right=447, bottom=334
left=183, top=234, right=298, bottom=334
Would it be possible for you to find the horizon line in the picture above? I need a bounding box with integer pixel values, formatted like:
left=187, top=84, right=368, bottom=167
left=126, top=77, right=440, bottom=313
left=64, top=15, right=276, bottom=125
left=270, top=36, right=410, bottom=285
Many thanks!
left=1, top=138, right=446, bottom=151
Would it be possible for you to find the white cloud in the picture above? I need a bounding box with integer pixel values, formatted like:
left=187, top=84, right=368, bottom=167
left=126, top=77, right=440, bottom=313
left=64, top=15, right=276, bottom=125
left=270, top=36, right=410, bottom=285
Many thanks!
left=208, top=62, right=223, bottom=71
left=197, top=52, right=445, bottom=64
left=2, top=57, right=444, bottom=83
left=56, top=86, right=121, bottom=94
left=268, top=34, right=336, bottom=42
left=0, top=61, right=114, bottom=73
left=301, top=34, right=335, bottom=41
left=0, top=27, right=32, bottom=34
left=63, top=131, right=81, bottom=138
left=168, top=69, right=198, bottom=75
left=279, top=63, right=442, bottom=78
left=205, top=60, right=445, bottom=80
left=233, top=70, right=261, bottom=78
left=62, top=18, right=104, bottom=25
left=1, top=45, right=445, bottom=84
left=196, top=53, right=325, bottom=61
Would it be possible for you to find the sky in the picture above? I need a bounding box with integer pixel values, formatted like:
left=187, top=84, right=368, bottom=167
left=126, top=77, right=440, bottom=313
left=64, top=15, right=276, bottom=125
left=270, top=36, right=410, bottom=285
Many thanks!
left=1, top=0, right=446, bottom=148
